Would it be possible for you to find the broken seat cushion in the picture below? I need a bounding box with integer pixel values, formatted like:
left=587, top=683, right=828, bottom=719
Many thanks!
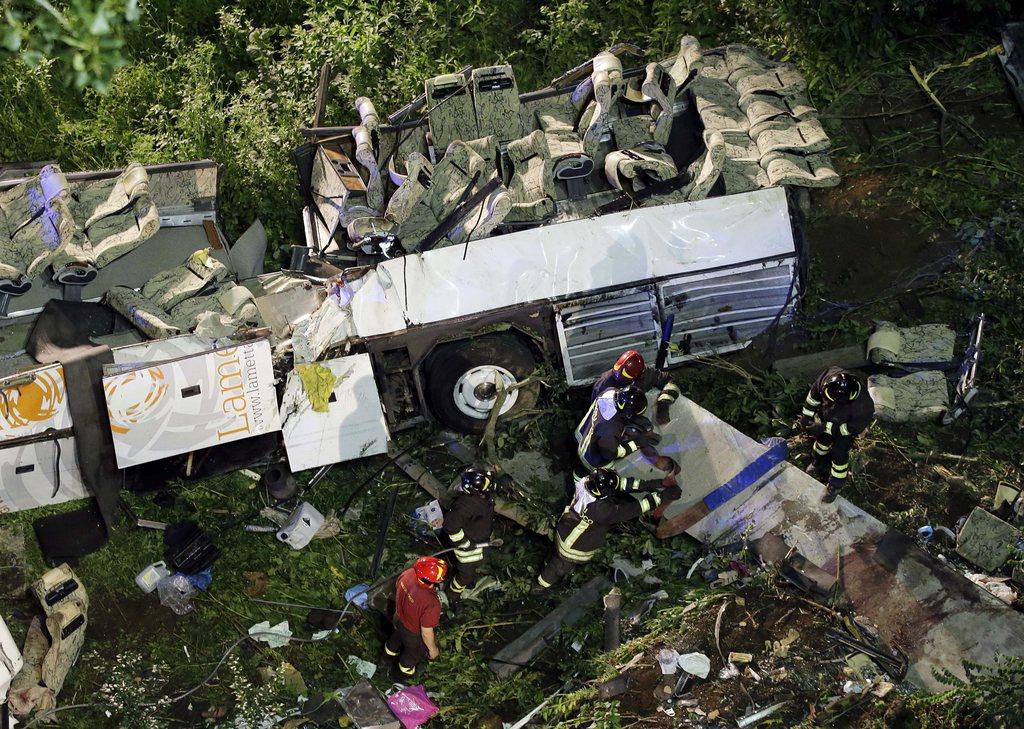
left=141, top=248, right=229, bottom=310
left=106, top=286, right=184, bottom=340
left=866, top=322, right=957, bottom=366
left=868, top=371, right=949, bottom=423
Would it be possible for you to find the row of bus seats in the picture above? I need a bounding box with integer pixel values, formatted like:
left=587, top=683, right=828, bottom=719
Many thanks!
left=0, top=163, right=160, bottom=298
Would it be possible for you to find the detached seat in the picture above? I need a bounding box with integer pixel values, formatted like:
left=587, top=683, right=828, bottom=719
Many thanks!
left=384, top=140, right=511, bottom=250
left=0, top=165, right=75, bottom=296
left=106, top=248, right=262, bottom=340
left=868, top=371, right=950, bottom=424
left=692, top=45, right=839, bottom=194
left=52, top=163, right=160, bottom=285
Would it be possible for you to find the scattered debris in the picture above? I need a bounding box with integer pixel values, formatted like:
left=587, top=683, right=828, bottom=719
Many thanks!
left=346, top=655, right=377, bottom=679
left=249, top=620, right=293, bottom=648
left=157, top=573, right=197, bottom=615
left=385, top=684, right=439, bottom=729
left=736, top=701, right=788, bottom=728
left=965, top=572, right=1018, bottom=605
left=677, top=652, right=711, bottom=679
left=244, top=571, right=268, bottom=598
left=342, top=679, right=399, bottom=729
left=135, top=560, right=170, bottom=593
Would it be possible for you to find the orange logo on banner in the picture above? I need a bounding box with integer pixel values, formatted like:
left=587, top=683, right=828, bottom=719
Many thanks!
left=0, top=369, right=65, bottom=429
left=104, top=368, right=168, bottom=434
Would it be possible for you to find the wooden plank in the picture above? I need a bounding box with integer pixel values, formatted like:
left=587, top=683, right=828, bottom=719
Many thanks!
left=490, top=575, right=611, bottom=677
left=772, top=344, right=867, bottom=382
left=392, top=451, right=552, bottom=539
left=312, top=62, right=332, bottom=128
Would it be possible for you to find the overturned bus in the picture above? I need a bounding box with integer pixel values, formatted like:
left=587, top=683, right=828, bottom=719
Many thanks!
left=0, top=37, right=838, bottom=515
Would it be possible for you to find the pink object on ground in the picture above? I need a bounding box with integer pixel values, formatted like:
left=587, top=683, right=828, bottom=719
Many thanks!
left=386, top=684, right=439, bottom=728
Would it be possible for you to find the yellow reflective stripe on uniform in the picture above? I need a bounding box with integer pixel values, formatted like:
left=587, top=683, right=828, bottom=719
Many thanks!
left=447, top=529, right=465, bottom=543
left=658, top=382, right=681, bottom=403
left=451, top=578, right=467, bottom=593
left=639, top=493, right=662, bottom=514
left=839, top=423, right=852, bottom=436
left=813, top=441, right=832, bottom=455
left=805, top=392, right=821, bottom=407
left=615, top=441, right=639, bottom=458
left=831, top=461, right=850, bottom=472
left=824, top=421, right=835, bottom=435
left=617, top=476, right=640, bottom=492
left=537, top=574, right=552, bottom=588
left=399, top=663, right=416, bottom=675
left=801, top=407, right=816, bottom=418
left=557, top=516, right=596, bottom=562
left=385, top=644, right=399, bottom=657
left=454, top=548, right=484, bottom=563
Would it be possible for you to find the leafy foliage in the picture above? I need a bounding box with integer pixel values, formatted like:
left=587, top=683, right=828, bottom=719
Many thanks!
left=913, top=656, right=1024, bottom=727
left=2, top=0, right=141, bottom=91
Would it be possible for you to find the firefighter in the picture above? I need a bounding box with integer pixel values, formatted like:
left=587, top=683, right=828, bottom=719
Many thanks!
left=531, top=468, right=682, bottom=594
left=575, top=384, right=677, bottom=480
left=443, top=466, right=496, bottom=613
left=592, top=350, right=681, bottom=426
left=383, top=556, right=447, bottom=679
left=798, top=366, right=874, bottom=503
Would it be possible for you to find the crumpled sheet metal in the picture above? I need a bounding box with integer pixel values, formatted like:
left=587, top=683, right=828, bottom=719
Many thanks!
left=644, top=395, right=1024, bottom=691
left=348, top=187, right=795, bottom=338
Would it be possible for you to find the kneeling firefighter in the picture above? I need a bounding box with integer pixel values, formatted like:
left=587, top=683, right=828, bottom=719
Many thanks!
left=575, top=385, right=677, bottom=481
left=532, top=469, right=681, bottom=594
left=591, top=349, right=681, bottom=426
left=443, top=466, right=497, bottom=612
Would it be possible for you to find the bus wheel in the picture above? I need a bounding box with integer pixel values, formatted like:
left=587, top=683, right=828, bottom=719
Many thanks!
left=424, top=333, right=540, bottom=434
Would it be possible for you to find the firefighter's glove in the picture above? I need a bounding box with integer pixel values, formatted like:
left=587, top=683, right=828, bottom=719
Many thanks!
left=798, top=414, right=814, bottom=429
left=655, top=401, right=672, bottom=426
left=661, top=485, right=682, bottom=502
left=630, top=415, right=653, bottom=434
left=637, top=431, right=661, bottom=448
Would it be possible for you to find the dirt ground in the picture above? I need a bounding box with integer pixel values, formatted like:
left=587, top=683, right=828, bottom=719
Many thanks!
left=609, top=584, right=885, bottom=727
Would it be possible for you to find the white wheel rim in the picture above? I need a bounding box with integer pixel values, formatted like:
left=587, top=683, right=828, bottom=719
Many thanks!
left=452, top=365, right=520, bottom=420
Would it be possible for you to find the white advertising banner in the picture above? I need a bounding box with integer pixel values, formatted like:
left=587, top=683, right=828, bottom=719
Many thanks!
left=103, top=339, right=282, bottom=468
left=0, top=364, right=88, bottom=514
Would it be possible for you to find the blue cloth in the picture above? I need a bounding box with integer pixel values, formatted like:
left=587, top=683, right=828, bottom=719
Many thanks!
left=183, top=567, right=213, bottom=591
left=345, top=583, right=370, bottom=610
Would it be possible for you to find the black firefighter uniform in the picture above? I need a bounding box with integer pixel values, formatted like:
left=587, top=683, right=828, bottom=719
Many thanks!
left=536, top=475, right=673, bottom=589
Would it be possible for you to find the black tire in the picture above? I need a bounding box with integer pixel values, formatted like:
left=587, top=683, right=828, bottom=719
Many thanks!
left=423, top=333, right=540, bottom=434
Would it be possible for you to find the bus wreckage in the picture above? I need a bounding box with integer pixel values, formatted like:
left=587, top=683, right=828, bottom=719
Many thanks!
left=0, top=38, right=839, bottom=539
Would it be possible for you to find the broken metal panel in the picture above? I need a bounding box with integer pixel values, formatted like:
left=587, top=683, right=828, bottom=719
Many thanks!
left=555, top=288, right=660, bottom=385
left=102, top=339, right=282, bottom=468
left=659, top=260, right=796, bottom=363
left=0, top=364, right=88, bottom=513
left=110, top=334, right=216, bottom=365
left=490, top=575, right=611, bottom=677
left=644, top=395, right=1024, bottom=691
left=350, top=187, right=796, bottom=338
left=0, top=436, right=87, bottom=514
left=281, top=354, right=390, bottom=472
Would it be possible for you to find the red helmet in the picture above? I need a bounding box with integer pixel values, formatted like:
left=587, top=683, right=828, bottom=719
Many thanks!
left=414, top=556, right=448, bottom=585
left=613, top=350, right=645, bottom=382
